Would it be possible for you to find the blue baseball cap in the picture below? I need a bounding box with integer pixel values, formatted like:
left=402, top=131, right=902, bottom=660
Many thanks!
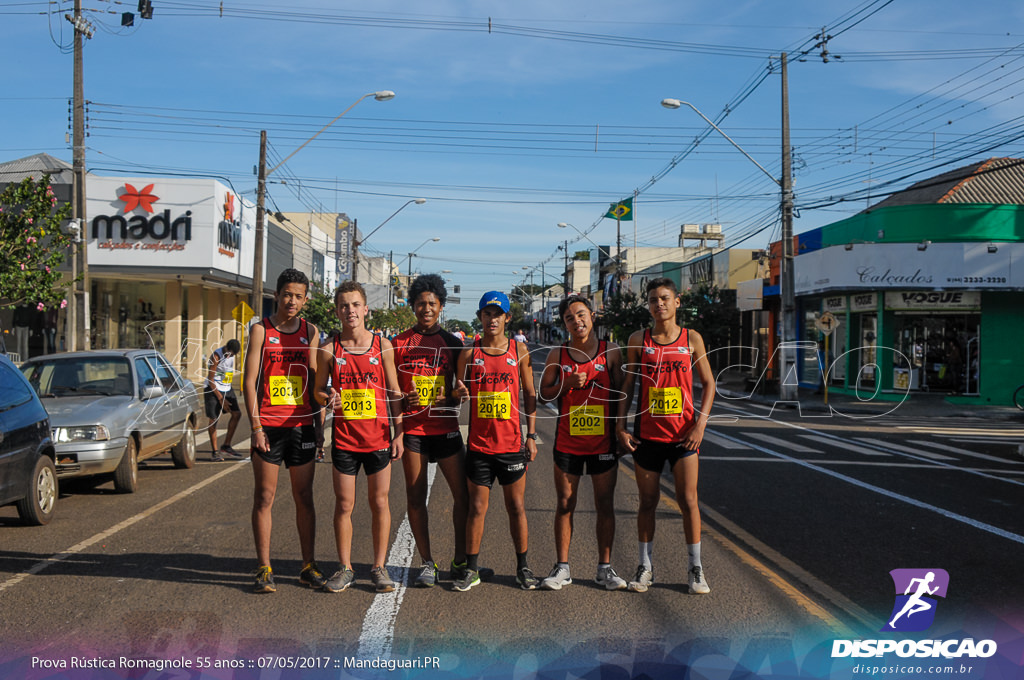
left=478, top=290, right=510, bottom=313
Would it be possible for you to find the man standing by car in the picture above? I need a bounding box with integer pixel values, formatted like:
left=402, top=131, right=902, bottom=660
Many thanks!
left=206, top=339, right=243, bottom=461
left=242, top=268, right=326, bottom=594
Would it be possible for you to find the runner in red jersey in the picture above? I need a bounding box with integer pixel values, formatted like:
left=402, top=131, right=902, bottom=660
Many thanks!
left=242, top=268, right=325, bottom=594
left=617, top=277, right=715, bottom=595
left=452, top=291, right=539, bottom=591
left=392, top=274, right=479, bottom=588
left=537, top=295, right=628, bottom=591
left=313, top=281, right=403, bottom=594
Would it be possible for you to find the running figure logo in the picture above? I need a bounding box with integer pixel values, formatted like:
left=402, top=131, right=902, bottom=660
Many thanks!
left=882, top=568, right=950, bottom=632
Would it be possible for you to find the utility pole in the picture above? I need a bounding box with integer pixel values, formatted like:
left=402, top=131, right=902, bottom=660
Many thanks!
left=388, top=250, right=394, bottom=309
left=70, top=0, right=92, bottom=351
left=251, top=130, right=267, bottom=318
left=563, top=240, right=569, bottom=294
left=779, top=52, right=798, bottom=400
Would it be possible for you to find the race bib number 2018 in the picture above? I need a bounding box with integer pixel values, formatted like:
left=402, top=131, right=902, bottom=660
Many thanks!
left=269, top=375, right=304, bottom=406
left=477, top=391, right=512, bottom=420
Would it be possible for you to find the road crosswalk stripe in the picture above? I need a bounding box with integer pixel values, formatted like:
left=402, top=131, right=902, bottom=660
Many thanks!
left=702, top=431, right=751, bottom=449
left=909, top=439, right=1021, bottom=464
left=747, top=432, right=821, bottom=453
left=854, top=437, right=956, bottom=460
left=797, top=434, right=891, bottom=456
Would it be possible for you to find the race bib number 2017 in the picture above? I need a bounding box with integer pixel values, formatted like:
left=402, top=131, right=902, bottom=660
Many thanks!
left=269, top=375, right=304, bottom=406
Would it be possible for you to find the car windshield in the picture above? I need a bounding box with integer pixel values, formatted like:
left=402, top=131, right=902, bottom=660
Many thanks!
left=21, top=357, right=134, bottom=398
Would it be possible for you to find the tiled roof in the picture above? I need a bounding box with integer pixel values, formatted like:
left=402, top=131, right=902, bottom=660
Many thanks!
left=0, top=153, right=74, bottom=184
left=867, top=157, right=1024, bottom=209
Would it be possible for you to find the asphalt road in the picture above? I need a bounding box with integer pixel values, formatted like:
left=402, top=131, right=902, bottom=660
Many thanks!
left=2, top=363, right=1023, bottom=678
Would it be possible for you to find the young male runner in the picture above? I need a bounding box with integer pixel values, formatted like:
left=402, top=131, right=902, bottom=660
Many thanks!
left=538, top=295, right=628, bottom=591
left=392, top=274, right=492, bottom=586
left=616, top=277, right=715, bottom=594
left=242, top=268, right=325, bottom=594
left=314, top=281, right=404, bottom=593
left=205, top=338, right=244, bottom=461
left=452, top=291, right=539, bottom=592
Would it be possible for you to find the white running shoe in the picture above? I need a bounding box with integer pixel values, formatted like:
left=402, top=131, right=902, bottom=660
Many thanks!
left=540, top=564, right=572, bottom=590
left=628, top=565, right=653, bottom=593
left=595, top=565, right=627, bottom=591
left=688, top=565, right=710, bottom=594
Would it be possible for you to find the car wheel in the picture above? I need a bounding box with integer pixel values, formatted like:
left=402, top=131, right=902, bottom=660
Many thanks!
left=16, top=456, right=58, bottom=525
left=113, top=436, right=139, bottom=493
left=171, top=419, right=196, bottom=469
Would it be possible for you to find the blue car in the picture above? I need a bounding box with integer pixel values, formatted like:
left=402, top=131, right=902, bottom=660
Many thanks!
left=0, top=353, right=58, bottom=525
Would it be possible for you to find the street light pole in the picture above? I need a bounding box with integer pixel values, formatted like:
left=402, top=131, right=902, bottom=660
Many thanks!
left=406, top=237, right=441, bottom=280
left=251, top=91, right=395, bottom=317
left=661, top=66, right=798, bottom=400
left=353, top=198, right=425, bottom=283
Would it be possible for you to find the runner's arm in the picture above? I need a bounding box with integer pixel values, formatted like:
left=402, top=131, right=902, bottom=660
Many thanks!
left=381, top=337, right=404, bottom=460
left=518, top=340, right=538, bottom=461
left=679, top=329, right=715, bottom=451
left=615, top=332, right=643, bottom=452
left=537, top=347, right=563, bottom=403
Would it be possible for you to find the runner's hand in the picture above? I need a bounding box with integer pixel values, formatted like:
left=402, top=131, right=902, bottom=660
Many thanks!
left=452, top=379, right=469, bottom=403
left=616, top=428, right=638, bottom=453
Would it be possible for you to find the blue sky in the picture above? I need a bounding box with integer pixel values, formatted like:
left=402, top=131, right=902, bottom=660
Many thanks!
left=3, top=0, right=1024, bottom=320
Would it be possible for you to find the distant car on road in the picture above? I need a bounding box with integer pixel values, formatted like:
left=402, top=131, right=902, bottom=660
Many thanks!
left=20, top=349, right=200, bottom=493
left=0, top=353, right=57, bottom=524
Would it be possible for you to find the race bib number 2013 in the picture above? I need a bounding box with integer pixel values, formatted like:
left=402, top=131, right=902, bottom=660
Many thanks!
left=339, top=388, right=377, bottom=420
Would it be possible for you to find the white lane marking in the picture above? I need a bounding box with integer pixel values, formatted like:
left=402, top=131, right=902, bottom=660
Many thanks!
left=747, top=432, right=821, bottom=454
left=702, top=431, right=751, bottom=450
left=712, top=430, right=1024, bottom=546
left=357, top=461, right=437, bottom=659
left=854, top=437, right=956, bottom=460
left=909, top=440, right=1021, bottom=464
left=950, top=437, right=1024, bottom=445
left=798, top=434, right=891, bottom=456
left=702, top=457, right=967, bottom=469
left=0, top=460, right=248, bottom=594
left=897, top=426, right=1024, bottom=437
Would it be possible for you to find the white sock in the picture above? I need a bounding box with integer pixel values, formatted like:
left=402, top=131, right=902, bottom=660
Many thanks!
left=639, top=542, right=652, bottom=570
left=688, top=542, right=702, bottom=569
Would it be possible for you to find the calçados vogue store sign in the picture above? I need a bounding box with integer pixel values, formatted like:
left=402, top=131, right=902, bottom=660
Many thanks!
left=91, top=183, right=192, bottom=253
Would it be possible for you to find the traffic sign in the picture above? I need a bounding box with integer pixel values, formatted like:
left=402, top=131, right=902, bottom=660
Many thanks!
left=815, top=311, right=838, bottom=335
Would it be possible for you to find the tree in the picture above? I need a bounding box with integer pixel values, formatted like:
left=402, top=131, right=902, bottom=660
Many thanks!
left=678, top=282, right=738, bottom=352
left=300, top=282, right=340, bottom=335
left=0, top=175, right=76, bottom=310
left=367, top=306, right=414, bottom=335
left=600, top=290, right=649, bottom=343
left=445, top=318, right=472, bottom=335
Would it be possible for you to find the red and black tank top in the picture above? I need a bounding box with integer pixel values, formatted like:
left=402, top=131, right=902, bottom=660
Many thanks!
left=257, top=317, right=314, bottom=428
left=330, top=334, right=390, bottom=453
left=392, top=327, right=462, bottom=437
left=554, top=340, right=615, bottom=456
left=633, top=328, right=695, bottom=443
left=466, top=338, right=522, bottom=454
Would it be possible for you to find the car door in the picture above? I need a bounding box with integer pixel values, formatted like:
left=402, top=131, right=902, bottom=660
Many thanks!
left=149, top=354, right=187, bottom=454
left=0, top=361, right=40, bottom=505
left=133, top=356, right=172, bottom=456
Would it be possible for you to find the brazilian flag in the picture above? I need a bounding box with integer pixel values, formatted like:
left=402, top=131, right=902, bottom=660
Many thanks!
left=605, top=197, right=633, bottom=221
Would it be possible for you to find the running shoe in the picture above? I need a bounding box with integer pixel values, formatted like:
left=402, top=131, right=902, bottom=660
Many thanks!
left=253, top=565, right=275, bottom=593
left=220, top=445, right=245, bottom=459
left=596, top=565, right=628, bottom=591
left=628, top=565, right=654, bottom=593
left=540, top=564, right=572, bottom=590
left=211, top=450, right=225, bottom=462
left=415, top=562, right=439, bottom=588
left=299, top=561, right=327, bottom=589
left=688, top=565, right=710, bottom=594
left=453, top=568, right=480, bottom=592
left=450, top=560, right=495, bottom=582
left=371, top=566, right=396, bottom=593
left=323, top=568, right=355, bottom=593
left=516, top=566, right=539, bottom=591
